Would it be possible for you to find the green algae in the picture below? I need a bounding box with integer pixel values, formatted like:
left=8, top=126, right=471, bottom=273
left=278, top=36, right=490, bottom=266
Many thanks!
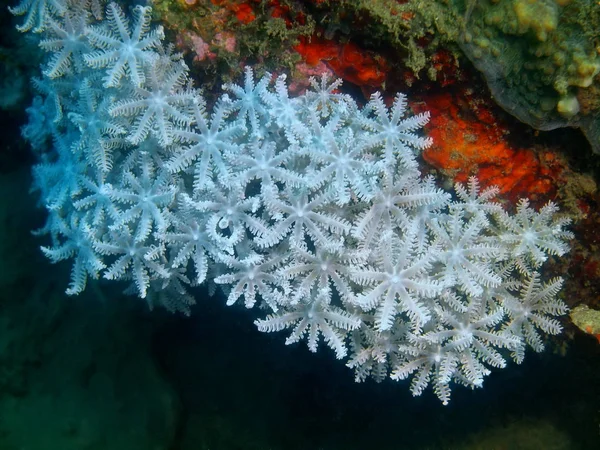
left=150, top=0, right=314, bottom=91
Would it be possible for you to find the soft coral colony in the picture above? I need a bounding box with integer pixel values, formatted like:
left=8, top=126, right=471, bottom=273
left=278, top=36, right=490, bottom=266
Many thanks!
left=13, top=0, right=574, bottom=405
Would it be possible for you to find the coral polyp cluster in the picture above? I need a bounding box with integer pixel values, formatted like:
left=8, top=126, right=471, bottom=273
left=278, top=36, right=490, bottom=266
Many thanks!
left=13, top=0, right=577, bottom=406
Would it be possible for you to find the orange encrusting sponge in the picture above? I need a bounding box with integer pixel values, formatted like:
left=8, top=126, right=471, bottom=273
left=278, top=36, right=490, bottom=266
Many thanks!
left=416, top=92, right=566, bottom=204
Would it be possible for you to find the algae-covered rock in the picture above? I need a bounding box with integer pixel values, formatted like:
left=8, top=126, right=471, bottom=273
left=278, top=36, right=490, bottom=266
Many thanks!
left=150, top=1, right=600, bottom=152
left=570, top=304, right=600, bottom=341
left=328, top=0, right=600, bottom=152
left=460, top=0, right=600, bottom=152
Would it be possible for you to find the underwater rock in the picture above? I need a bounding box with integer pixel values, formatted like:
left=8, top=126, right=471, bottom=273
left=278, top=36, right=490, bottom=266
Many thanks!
left=570, top=304, right=600, bottom=343
left=459, top=0, right=600, bottom=153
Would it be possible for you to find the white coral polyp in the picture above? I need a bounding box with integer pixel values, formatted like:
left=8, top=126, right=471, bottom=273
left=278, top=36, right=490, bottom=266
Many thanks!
left=15, top=0, right=574, bottom=404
